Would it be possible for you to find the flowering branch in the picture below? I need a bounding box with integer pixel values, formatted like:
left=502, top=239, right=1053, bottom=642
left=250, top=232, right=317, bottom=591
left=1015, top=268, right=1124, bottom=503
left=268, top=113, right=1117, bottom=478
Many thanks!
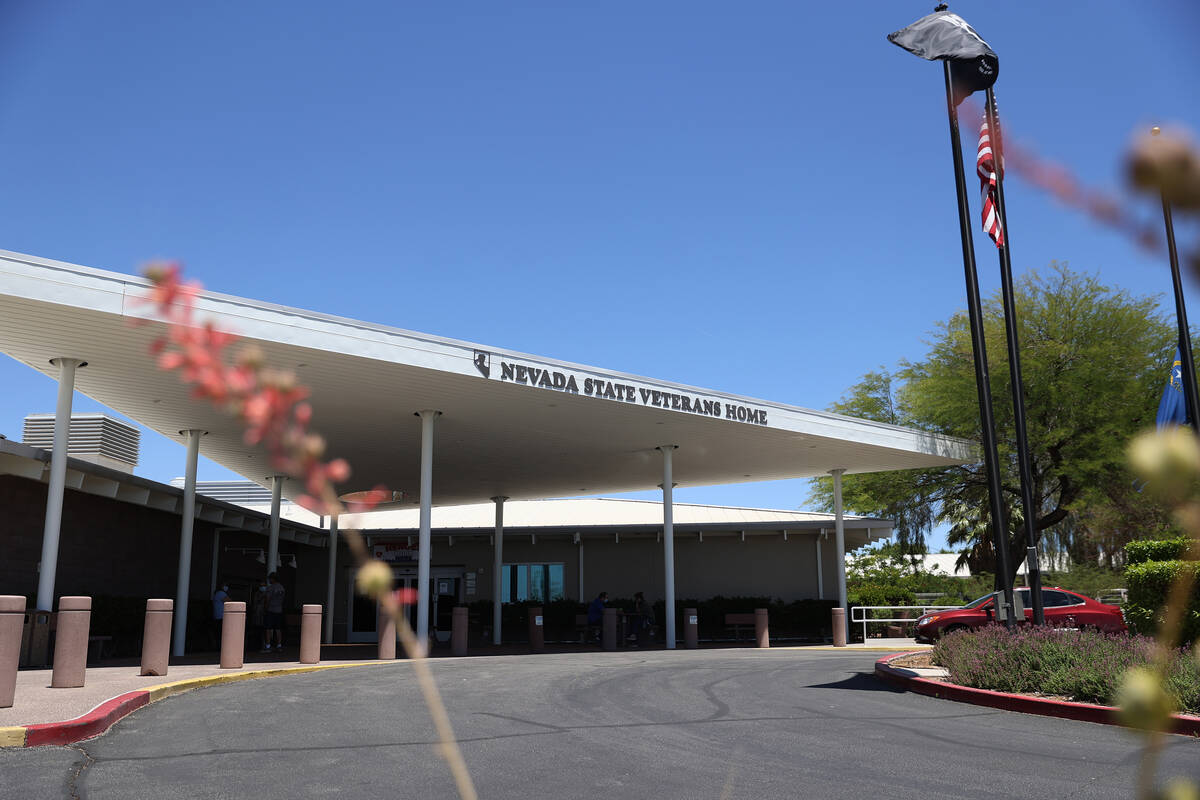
left=141, top=263, right=478, bottom=800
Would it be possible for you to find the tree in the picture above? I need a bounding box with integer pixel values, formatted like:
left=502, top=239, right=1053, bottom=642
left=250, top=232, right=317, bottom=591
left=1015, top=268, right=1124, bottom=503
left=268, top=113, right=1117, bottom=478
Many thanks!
left=811, top=263, right=1183, bottom=585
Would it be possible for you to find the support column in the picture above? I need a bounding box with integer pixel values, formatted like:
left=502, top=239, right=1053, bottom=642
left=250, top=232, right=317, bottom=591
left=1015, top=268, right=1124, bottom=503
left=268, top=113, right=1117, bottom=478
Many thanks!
left=324, top=514, right=338, bottom=644
left=831, top=469, right=848, bottom=643
left=173, top=429, right=204, bottom=657
left=210, top=530, right=221, bottom=598
left=658, top=446, right=678, bottom=650
left=491, top=496, right=507, bottom=645
left=416, top=410, right=440, bottom=649
left=815, top=533, right=824, bottom=600
left=36, top=357, right=85, bottom=611
left=577, top=538, right=584, bottom=600
left=267, top=475, right=284, bottom=574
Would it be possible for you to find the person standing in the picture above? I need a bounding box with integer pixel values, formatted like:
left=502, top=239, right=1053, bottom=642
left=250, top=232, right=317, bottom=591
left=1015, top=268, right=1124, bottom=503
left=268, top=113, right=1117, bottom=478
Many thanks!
left=211, top=583, right=230, bottom=650
left=262, top=573, right=285, bottom=653
left=251, top=578, right=268, bottom=651
left=586, top=591, right=607, bottom=644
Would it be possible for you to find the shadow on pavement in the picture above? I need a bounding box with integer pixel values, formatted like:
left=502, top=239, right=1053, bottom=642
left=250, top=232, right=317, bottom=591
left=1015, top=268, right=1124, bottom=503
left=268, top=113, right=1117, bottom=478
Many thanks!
left=807, top=671, right=904, bottom=693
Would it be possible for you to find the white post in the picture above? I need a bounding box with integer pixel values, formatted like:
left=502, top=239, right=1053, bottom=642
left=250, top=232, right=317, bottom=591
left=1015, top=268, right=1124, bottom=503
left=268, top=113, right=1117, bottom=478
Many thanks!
left=36, top=358, right=84, bottom=611
left=416, top=410, right=439, bottom=649
left=815, top=532, right=824, bottom=600
left=211, top=530, right=221, bottom=597
left=491, top=496, right=507, bottom=645
left=173, top=429, right=204, bottom=657
left=325, top=514, right=338, bottom=644
left=658, top=446, right=677, bottom=650
left=267, top=475, right=284, bottom=574
left=831, top=469, right=848, bottom=643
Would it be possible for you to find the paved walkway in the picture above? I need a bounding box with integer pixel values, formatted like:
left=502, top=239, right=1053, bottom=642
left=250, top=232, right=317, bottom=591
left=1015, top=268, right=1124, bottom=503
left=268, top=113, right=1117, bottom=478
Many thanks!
left=2, top=639, right=924, bottom=738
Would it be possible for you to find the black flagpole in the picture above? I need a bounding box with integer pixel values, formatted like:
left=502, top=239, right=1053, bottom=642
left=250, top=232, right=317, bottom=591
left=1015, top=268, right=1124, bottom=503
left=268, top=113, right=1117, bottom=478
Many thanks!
left=985, top=88, right=1045, bottom=626
left=1154, top=126, right=1200, bottom=432
left=943, top=61, right=1016, bottom=630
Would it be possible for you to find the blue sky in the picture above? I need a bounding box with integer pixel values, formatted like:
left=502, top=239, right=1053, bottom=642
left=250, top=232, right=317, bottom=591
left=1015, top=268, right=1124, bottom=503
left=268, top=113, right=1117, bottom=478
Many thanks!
left=1, top=1, right=1198, bottom=551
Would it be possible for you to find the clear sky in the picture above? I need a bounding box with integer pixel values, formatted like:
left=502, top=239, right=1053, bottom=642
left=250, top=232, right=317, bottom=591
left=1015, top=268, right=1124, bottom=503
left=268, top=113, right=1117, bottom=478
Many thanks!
left=1, top=1, right=1198, bottom=551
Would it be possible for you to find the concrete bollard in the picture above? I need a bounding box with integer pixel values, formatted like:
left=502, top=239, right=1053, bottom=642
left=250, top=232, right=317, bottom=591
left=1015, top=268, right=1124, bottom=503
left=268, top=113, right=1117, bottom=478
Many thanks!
left=683, top=607, right=698, bottom=649
left=832, top=607, right=847, bottom=647
left=140, top=599, right=173, bottom=677
left=51, top=596, right=91, bottom=688
left=451, top=607, right=468, bottom=657
left=528, top=606, right=544, bottom=653
left=602, top=607, right=617, bottom=651
left=1, top=596, right=25, bottom=708
left=755, top=608, right=770, bottom=648
left=299, top=605, right=322, bottom=664
left=220, top=601, right=247, bottom=669
left=378, top=605, right=396, bottom=660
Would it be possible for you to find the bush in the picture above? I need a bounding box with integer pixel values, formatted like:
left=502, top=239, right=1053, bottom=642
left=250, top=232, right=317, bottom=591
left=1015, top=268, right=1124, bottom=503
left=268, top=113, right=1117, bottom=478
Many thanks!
left=1126, top=538, right=1191, bottom=566
left=931, top=626, right=1200, bottom=714
left=1124, top=560, right=1200, bottom=643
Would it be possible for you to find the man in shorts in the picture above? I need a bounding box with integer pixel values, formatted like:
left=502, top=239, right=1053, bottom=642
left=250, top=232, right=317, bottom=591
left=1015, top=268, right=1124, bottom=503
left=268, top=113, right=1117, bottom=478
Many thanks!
left=262, top=572, right=285, bottom=652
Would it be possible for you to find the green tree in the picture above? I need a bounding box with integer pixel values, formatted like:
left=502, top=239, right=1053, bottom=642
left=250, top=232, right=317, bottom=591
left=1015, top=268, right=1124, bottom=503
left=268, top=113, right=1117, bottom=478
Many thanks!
left=812, top=263, right=1182, bottom=584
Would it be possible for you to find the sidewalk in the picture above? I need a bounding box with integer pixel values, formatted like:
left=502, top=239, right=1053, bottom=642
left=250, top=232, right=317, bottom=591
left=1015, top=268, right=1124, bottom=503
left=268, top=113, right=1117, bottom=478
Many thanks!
left=0, top=644, right=391, bottom=747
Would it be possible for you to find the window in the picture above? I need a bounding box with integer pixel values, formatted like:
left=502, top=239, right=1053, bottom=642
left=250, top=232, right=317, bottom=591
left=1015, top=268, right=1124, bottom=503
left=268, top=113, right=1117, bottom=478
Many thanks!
left=501, top=563, right=565, bottom=603
left=1043, top=590, right=1082, bottom=607
left=1017, top=589, right=1084, bottom=608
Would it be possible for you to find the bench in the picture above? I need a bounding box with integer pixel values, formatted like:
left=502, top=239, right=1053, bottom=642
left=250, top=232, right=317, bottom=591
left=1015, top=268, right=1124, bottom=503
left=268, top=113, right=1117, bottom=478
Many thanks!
left=724, top=613, right=757, bottom=641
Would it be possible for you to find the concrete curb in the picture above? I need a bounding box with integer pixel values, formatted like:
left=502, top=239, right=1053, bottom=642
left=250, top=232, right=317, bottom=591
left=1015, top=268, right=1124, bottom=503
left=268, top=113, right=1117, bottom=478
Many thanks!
left=0, top=660, right=390, bottom=748
left=875, top=651, right=1200, bottom=737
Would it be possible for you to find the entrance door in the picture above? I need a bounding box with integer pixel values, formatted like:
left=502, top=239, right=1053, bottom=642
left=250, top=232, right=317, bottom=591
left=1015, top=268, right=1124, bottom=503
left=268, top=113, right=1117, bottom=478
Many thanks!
left=346, top=569, right=419, bottom=643
left=432, top=575, right=462, bottom=643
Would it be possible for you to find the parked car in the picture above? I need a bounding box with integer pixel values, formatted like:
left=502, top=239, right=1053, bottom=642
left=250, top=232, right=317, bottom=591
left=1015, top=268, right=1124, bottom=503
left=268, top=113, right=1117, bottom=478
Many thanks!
left=913, top=587, right=1126, bottom=643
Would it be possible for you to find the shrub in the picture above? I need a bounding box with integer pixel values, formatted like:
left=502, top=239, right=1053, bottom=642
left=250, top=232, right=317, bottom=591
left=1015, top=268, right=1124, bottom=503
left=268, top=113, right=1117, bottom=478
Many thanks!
left=1126, top=538, right=1191, bottom=566
left=932, top=626, right=1200, bottom=714
left=1124, top=560, right=1200, bottom=642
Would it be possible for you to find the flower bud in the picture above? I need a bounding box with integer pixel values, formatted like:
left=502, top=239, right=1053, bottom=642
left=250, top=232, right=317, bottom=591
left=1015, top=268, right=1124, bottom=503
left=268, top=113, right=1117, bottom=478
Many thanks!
left=1116, top=667, right=1175, bottom=732
left=1159, top=778, right=1200, bottom=800
left=236, top=344, right=265, bottom=370
left=1128, top=428, right=1200, bottom=503
left=355, top=560, right=393, bottom=599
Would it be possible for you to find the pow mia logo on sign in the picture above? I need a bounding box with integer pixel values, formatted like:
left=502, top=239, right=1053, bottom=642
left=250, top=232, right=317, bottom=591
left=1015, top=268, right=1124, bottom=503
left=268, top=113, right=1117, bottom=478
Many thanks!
left=473, top=350, right=491, bottom=378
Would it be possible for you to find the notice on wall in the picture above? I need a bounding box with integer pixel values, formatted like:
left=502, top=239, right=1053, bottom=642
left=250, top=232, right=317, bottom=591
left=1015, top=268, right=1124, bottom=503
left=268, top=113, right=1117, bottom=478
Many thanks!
left=373, top=542, right=418, bottom=563
left=465, top=573, right=477, bottom=596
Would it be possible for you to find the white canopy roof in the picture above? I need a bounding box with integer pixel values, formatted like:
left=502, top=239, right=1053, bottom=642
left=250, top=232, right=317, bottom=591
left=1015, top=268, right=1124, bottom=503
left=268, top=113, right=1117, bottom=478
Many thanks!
left=0, top=250, right=974, bottom=506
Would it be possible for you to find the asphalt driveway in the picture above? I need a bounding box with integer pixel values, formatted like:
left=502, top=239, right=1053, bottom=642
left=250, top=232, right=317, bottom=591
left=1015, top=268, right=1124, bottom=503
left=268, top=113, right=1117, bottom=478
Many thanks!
left=2, top=648, right=1197, bottom=799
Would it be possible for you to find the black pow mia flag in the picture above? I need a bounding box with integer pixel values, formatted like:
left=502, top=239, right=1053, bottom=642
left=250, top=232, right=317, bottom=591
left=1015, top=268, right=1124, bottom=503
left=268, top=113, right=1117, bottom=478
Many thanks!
left=888, top=10, right=998, bottom=105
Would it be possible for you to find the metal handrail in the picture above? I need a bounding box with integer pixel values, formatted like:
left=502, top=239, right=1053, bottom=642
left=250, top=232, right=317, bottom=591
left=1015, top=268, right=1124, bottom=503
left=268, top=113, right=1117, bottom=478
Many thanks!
left=850, top=605, right=959, bottom=641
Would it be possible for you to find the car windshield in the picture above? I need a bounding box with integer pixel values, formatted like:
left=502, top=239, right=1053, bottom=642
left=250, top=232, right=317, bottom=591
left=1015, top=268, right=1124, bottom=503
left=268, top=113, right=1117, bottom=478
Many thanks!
left=962, top=593, right=994, bottom=609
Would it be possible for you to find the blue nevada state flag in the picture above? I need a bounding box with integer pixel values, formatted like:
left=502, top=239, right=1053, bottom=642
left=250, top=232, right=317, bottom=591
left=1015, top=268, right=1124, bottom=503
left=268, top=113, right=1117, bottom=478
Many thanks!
left=1157, top=348, right=1188, bottom=429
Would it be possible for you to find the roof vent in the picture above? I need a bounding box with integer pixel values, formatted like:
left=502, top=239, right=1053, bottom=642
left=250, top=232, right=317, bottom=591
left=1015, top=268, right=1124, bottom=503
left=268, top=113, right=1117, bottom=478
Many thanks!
left=23, top=413, right=139, bottom=473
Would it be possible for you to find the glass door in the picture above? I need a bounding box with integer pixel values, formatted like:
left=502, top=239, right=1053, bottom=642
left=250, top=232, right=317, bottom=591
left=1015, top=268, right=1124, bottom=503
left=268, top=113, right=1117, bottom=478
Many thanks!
left=346, top=568, right=418, bottom=642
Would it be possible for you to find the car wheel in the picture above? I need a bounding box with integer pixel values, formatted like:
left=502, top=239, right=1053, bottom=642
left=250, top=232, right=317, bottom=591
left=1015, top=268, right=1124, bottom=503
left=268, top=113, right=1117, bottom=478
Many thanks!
left=940, top=624, right=969, bottom=638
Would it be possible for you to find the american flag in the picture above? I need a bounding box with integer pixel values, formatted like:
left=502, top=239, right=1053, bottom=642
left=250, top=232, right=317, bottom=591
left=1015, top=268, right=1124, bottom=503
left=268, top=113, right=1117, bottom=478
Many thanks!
left=977, top=113, right=1004, bottom=247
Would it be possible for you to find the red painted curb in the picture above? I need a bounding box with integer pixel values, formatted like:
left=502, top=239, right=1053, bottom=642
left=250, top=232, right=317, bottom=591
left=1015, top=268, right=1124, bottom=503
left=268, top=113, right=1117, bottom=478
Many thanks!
left=22, top=690, right=151, bottom=747
left=875, top=652, right=1200, bottom=737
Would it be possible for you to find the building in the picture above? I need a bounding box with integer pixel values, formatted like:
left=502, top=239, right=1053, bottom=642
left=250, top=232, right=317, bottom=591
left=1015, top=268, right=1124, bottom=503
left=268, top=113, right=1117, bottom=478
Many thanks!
left=0, top=249, right=974, bottom=650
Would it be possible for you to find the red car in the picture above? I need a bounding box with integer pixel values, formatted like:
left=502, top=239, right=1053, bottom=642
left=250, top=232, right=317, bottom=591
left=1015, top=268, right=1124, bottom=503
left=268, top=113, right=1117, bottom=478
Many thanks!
left=913, top=587, right=1126, bottom=643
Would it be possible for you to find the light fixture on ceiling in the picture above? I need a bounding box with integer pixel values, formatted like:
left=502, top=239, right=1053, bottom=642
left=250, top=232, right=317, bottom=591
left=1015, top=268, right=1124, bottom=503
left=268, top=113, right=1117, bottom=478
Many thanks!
left=225, top=546, right=266, bottom=564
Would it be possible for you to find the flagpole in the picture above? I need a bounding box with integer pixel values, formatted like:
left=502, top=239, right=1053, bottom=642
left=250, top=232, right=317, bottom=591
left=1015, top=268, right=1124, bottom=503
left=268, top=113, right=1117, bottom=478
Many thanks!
left=1154, top=127, right=1200, bottom=432
left=943, top=62, right=1016, bottom=630
left=985, top=87, right=1045, bottom=626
